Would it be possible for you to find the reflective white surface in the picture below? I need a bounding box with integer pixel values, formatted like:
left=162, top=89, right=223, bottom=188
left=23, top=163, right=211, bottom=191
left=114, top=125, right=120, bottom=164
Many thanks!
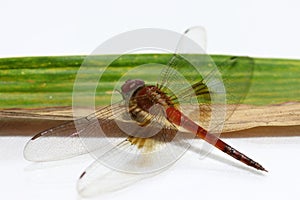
left=1, top=136, right=300, bottom=199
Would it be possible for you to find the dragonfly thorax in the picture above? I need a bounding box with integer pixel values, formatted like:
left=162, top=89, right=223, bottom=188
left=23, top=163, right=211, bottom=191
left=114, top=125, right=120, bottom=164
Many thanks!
left=126, top=84, right=172, bottom=130
left=132, top=85, right=171, bottom=111
left=121, top=79, right=172, bottom=111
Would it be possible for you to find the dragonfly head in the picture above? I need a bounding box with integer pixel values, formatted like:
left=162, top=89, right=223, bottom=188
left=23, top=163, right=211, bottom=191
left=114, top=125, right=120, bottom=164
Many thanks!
left=121, top=79, right=145, bottom=99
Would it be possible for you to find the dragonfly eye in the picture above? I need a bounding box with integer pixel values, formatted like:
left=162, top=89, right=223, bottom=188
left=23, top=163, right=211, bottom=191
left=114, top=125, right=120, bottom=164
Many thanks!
left=121, top=79, right=145, bottom=97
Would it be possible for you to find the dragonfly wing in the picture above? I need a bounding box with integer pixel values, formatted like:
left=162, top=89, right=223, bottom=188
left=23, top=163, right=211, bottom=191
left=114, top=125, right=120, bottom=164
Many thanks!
left=88, top=125, right=192, bottom=174
left=172, top=56, right=254, bottom=128
left=24, top=118, right=87, bottom=161
left=77, top=152, right=162, bottom=197
left=158, top=28, right=254, bottom=134
left=23, top=102, right=127, bottom=162
left=216, top=56, right=254, bottom=118
left=177, top=26, right=207, bottom=52
left=77, top=127, right=192, bottom=196
left=157, top=27, right=225, bottom=136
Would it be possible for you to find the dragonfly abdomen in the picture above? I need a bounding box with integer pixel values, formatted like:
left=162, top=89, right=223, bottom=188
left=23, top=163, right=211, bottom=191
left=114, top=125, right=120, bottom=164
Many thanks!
left=220, top=141, right=267, bottom=172
left=165, top=106, right=267, bottom=172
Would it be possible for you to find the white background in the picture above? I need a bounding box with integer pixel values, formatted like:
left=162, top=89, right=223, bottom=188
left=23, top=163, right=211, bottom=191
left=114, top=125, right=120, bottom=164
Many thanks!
left=1, top=0, right=300, bottom=200
left=1, top=0, right=300, bottom=58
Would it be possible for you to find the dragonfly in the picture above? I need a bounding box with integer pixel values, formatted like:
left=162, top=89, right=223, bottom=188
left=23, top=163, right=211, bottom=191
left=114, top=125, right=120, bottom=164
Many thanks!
left=24, top=27, right=267, bottom=195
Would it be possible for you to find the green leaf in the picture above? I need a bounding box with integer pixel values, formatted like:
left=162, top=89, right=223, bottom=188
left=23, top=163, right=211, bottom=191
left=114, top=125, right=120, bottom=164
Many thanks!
left=0, top=54, right=299, bottom=108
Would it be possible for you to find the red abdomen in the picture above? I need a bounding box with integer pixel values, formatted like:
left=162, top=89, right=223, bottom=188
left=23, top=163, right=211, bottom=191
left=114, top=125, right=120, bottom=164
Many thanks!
left=165, top=106, right=267, bottom=172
